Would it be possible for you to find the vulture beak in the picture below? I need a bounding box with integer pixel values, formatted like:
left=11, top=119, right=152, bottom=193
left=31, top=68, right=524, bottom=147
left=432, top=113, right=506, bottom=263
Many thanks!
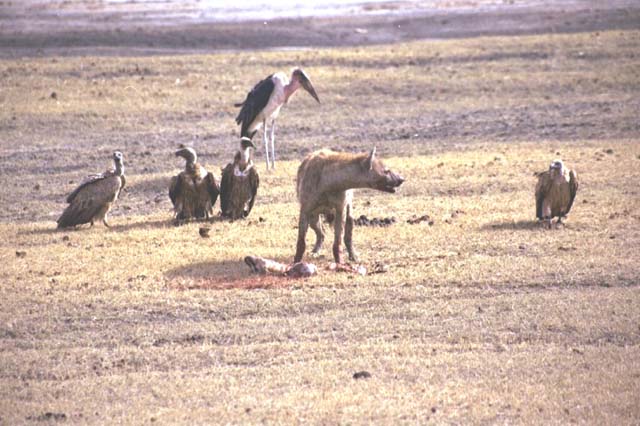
left=301, top=77, right=320, bottom=103
left=550, top=160, right=563, bottom=171
left=175, top=147, right=197, bottom=164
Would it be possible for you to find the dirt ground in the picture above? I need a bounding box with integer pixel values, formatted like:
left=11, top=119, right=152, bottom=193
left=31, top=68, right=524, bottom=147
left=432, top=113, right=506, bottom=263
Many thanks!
left=1, top=1, right=639, bottom=424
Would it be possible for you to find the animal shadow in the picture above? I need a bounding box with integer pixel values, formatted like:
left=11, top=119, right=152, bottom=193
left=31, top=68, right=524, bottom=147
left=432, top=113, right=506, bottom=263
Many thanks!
left=109, top=218, right=173, bottom=232
left=17, top=226, right=59, bottom=237
left=482, top=220, right=542, bottom=231
left=164, top=258, right=295, bottom=290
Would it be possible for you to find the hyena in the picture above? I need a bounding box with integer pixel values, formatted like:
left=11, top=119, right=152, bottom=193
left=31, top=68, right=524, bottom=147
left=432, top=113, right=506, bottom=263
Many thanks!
left=294, top=148, right=404, bottom=264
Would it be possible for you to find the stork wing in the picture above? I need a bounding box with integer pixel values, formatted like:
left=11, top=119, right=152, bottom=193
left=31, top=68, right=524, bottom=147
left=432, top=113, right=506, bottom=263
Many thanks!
left=57, top=174, right=122, bottom=228
left=235, top=75, right=274, bottom=138
left=565, top=170, right=579, bottom=215
left=219, top=163, right=234, bottom=216
left=535, top=171, right=551, bottom=220
left=205, top=172, right=220, bottom=207
left=245, top=167, right=260, bottom=217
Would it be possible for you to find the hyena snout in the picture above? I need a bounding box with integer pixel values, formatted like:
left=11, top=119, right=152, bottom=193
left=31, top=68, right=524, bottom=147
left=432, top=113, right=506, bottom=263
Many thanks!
left=377, top=171, right=404, bottom=193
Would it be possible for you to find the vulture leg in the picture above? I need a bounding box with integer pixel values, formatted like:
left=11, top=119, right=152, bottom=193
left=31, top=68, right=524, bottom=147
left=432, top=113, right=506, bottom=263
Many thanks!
left=262, top=118, right=269, bottom=169
left=270, top=119, right=276, bottom=169
left=101, top=205, right=112, bottom=227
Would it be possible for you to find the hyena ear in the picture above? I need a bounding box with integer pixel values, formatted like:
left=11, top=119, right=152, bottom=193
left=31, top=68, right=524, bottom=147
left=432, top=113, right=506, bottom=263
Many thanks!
left=365, top=147, right=377, bottom=170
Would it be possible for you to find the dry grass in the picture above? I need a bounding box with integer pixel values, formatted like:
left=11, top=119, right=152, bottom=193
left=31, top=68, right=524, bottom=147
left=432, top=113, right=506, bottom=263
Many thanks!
left=1, top=30, right=639, bottom=424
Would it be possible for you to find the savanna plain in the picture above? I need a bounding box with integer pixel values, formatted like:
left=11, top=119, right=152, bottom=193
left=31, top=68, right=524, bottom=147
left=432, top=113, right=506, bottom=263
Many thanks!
left=1, top=29, right=639, bottom=424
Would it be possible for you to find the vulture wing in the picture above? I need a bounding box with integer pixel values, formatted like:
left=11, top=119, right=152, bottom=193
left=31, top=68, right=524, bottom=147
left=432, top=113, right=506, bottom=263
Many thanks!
left=205, top=172, right=220, bottom=207
left=57, top=174, right=123, bottom=228
left=245, top=166, right=260, bottom=217
left=169, top=175, right=179, bottom=206
left=66, top=173, right=107, bottom=203
left=535, top=171, right=551, bottom=220
left=235, top=75, right=275, bottom=138
left=565, top=170, right=579, bottom=215
left=219, top=163, right=234, bottom=216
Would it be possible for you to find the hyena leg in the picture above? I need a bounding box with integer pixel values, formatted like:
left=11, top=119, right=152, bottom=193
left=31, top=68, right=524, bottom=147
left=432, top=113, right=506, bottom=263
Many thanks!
left=294, top=212, right=310, bottom=263
left=332, top=209, right=345, bottom=264
left=344, top=205, right=358, bottom=262
left=309, top=213, right=324, bottom=255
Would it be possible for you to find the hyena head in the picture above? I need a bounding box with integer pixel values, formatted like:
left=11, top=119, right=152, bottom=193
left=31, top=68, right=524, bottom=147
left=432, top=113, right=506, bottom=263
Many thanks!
left=362, top=147, right=404, bottom=193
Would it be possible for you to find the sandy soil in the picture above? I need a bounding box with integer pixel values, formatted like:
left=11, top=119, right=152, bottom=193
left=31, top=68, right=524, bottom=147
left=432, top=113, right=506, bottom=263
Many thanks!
left=1, top=0, right=639, bottom=57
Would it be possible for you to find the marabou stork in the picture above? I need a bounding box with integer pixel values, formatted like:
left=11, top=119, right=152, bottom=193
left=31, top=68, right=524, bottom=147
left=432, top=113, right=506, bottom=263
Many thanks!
left=235, top=68, right=320, bottom=169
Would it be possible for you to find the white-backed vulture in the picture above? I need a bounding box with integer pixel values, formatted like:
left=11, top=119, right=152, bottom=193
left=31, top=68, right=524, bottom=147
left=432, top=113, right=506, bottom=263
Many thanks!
left=220, top=137, right=260, bottom=220
left=535, top=159, right=579, bottom=227
left=57, top=151, right=126, bottom=229
left=168, top=147, right=219, bottom=222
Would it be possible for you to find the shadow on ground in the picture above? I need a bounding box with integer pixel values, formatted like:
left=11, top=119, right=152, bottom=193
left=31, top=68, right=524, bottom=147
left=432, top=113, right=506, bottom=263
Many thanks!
left=110, top=218, right=174, bottom=232
left=164, top=258, right=298, bottom=290
left=481, top=220, right=542, bottom=231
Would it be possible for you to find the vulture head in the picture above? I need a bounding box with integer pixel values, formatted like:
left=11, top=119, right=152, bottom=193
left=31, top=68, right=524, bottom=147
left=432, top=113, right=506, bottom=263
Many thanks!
left=549, top=159, right=565, bottom=176
left=175, top=147, right=197, bottom=166
left=112, top=151, right=124, bottom=174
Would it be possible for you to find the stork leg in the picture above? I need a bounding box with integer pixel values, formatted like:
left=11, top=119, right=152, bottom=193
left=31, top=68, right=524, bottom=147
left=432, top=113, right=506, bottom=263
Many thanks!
left=270, top=119, right=276, bottom=169
left=262, top=118, right=269, bottom=169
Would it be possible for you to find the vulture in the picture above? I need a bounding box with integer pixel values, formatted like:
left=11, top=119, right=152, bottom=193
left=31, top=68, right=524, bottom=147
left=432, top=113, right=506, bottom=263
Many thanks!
left=168, top=147, right=219, bottom=222
left=535, top=159, right=579, bottom=227
left=57, top=151, right=126, bottom=229
left=220, top=137, right=260, bottom=220
left=235, top=67, right=320, bottom=169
